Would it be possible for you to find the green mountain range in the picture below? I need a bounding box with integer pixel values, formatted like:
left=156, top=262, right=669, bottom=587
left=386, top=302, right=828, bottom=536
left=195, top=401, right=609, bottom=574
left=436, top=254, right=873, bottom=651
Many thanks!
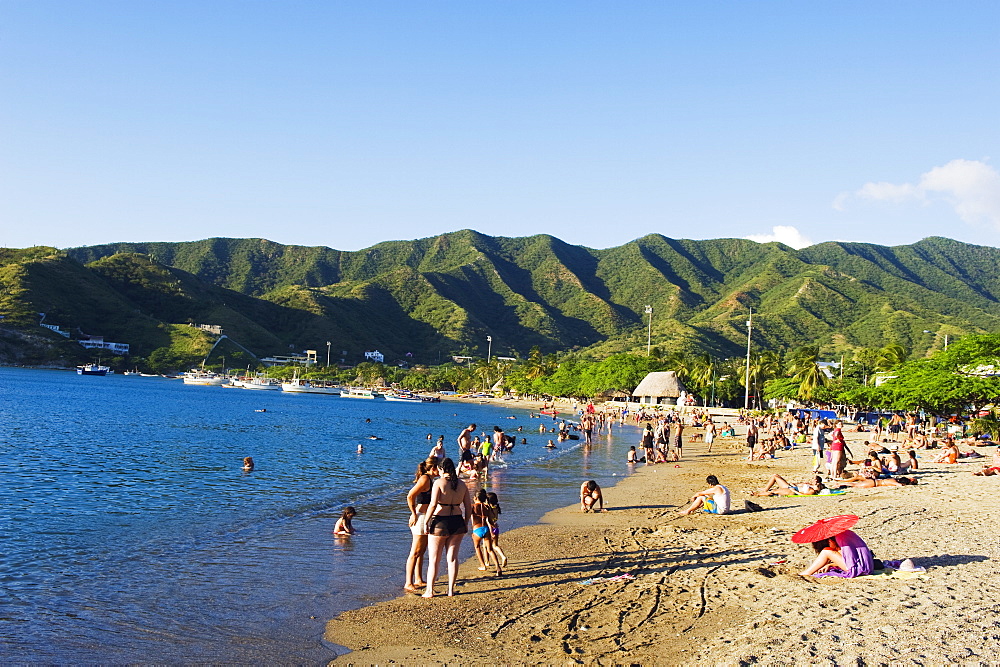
left=2, top=232, right=999, bottom=367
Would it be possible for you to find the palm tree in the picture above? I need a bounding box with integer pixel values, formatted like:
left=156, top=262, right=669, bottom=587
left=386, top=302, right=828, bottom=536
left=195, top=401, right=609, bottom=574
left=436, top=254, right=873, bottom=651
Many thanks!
left=787, top=346, right=826, bottom=400
left=876, top=343, right=908, bottom=371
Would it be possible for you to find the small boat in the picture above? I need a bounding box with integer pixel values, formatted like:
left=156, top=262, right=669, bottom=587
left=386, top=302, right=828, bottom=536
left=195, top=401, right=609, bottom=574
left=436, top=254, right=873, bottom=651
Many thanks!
left=123, top=369, right=141, bottom=376
left=77, top=364, right=111, bottom=376
left=280, top=377, right=341, bottom=395
left=384, top=391, right=423, bottom=403
left=182, top=371, right=229, bottom=386
left=241, top=376, right=280, bottom=390
left=342, top=387, right=378, bottom=399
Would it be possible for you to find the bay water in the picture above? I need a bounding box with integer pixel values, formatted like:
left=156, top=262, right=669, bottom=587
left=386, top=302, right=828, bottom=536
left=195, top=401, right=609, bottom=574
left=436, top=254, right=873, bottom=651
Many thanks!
left=0, top=367, right=637, bottom=662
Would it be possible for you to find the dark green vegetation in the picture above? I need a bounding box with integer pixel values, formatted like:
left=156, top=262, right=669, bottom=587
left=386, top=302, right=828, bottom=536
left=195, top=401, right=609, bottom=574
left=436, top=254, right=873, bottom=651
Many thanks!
left=4, top=233, right=1000, bottom=372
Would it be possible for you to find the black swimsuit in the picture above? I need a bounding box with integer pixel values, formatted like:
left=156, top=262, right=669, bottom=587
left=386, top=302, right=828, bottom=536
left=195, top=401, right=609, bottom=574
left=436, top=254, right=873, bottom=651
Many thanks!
left=428, top=503, right=467, bottom=536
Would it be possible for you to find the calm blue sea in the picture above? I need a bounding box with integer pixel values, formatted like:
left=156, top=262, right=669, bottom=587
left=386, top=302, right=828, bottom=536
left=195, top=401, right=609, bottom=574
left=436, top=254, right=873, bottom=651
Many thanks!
left=0, top=367, right=637, bottom=663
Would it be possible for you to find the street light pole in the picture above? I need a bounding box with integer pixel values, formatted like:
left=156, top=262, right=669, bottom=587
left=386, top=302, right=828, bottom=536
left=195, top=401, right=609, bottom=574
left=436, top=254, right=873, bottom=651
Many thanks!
left=644, top=305, right=653, bottom=356
left=326, top=341, right=331, bottom=368
left=744, top=308, right=753, bottom=410
left=486, top=335, right=492, bottom=363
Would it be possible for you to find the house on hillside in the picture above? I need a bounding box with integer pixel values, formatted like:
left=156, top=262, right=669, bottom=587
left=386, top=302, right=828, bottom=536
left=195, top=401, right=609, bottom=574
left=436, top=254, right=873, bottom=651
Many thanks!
left=632, top=371, right=687, bottom=406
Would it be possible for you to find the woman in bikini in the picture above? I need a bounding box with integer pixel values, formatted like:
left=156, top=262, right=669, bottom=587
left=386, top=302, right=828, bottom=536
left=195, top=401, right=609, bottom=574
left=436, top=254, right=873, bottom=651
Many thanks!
left=470, top=489, right=502, bottom=576
left=423, top=458, right=472, bottom=598
left=752, top=474, right=825, bottom=496
left=404, top=458, right=437, bottom=593
left=835, top=476, right=918, bottom=488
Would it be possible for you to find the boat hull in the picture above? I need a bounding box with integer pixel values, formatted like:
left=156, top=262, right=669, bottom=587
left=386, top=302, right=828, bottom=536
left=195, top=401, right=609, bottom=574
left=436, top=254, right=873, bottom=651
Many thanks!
left=281, top=383, right=341, bottom=395
left=77, top=365, right=110, bottom=376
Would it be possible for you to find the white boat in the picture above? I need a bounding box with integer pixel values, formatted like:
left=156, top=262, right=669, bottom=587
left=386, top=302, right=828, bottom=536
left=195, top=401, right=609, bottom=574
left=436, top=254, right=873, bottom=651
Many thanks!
left=123, top=369, right=141, bottom=376
left=280, top=378, right=341, bottom=395
left=77, top=364, right=111, bottom=376
left=182, top=371, right=229, bottom=386
left=342, top=387, right=378, bottom=399
left=241, top=376, right=281, bottom=390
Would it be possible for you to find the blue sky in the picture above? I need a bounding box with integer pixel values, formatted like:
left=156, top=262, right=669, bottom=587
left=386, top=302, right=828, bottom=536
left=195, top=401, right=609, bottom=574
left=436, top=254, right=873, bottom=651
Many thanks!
left=2, top=1, right=998, bottom=251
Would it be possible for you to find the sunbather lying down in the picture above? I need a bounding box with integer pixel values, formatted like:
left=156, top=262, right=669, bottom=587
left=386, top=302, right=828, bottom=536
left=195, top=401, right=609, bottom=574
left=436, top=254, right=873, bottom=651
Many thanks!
left=752, top=473, right=824, bottom=496
left=834, top=476, right=918, bottom=488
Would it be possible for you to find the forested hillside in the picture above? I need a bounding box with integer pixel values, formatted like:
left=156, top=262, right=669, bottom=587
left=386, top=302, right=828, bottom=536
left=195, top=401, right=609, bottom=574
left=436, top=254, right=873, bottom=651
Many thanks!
left=2, top=232, right=998, bottom=367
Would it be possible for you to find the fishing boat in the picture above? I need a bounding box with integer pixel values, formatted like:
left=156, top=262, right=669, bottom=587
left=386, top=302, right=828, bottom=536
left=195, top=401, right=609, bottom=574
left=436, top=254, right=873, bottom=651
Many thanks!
left=341, top=387, right=378, bottom=399
left=182, top=371, right=229, bottom=386
left=383, top=391, right=423, bottom=403
left=241, top=376, right=281, bottom=390
left=77, top=363, right=111, bottom=376
left=280, top=377, right=341, bottom=395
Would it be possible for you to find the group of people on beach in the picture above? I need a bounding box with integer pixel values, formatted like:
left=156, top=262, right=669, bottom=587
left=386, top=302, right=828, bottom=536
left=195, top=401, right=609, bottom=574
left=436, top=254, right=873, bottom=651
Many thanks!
left=403, top=424, right=518, bottom=597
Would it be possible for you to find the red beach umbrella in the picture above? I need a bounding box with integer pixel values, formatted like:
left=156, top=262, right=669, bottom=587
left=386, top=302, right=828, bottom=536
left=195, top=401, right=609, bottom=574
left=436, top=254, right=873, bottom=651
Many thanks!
left=790, top=514, right=859, bottom=544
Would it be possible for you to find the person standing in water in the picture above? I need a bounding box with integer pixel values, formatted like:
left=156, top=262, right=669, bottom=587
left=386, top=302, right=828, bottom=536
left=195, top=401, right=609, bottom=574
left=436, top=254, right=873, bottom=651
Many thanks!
left=423, top=459, right=472, bottom=598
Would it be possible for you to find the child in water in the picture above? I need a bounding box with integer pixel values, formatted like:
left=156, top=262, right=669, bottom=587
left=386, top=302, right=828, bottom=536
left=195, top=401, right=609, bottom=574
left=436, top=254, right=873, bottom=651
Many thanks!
left=334, top=507, right=357, bottom=535
left=242, top=456, right=254, bottom=471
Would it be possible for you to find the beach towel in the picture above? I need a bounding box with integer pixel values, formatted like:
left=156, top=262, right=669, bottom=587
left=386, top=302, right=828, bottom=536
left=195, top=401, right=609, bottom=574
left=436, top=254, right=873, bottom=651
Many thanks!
left=786, top=489, right=849, bottom=497
left=813, top=530, right=874, bottom=578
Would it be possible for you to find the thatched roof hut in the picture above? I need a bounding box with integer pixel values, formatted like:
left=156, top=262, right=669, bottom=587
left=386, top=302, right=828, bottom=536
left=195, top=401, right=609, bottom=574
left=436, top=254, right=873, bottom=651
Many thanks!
left=632, top=371, right=687, bottom=405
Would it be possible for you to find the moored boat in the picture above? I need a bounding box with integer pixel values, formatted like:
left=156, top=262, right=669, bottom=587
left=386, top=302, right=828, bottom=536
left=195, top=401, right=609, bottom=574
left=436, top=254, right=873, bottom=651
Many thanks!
left=280, top=378, right=341, bottom=395
left=384, top=391, right=423, bottom=402
left=241, top=376, right=280, bottom=390
left=182, top=371, right=229, bottom=386
left=342, top=387, right=379, bottom=399
left=77, top=364, right=111, bottom=376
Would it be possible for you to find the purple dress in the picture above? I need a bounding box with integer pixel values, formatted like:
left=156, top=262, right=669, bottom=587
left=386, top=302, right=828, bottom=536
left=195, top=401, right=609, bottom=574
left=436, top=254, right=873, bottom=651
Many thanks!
left=814, top=530, right=874, bottom=578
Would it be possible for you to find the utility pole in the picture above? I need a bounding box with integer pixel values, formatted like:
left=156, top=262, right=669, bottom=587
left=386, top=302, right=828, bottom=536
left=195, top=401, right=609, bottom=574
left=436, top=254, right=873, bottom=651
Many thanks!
left=644, top=305, right=653, bottom=356
left=326, top=341, right=332, bottom=368
left=744, top=308, right=753, bottom=410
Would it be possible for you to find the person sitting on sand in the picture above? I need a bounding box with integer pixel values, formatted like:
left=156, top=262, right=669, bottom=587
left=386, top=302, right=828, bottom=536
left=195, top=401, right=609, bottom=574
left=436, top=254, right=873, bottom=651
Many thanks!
left=242, top=456, right=254, bottom=471
left=580, top=480, right=606, bottom=512
left=334, top=507, right=357, bottom=535
left=931, top=441, right=960, bottom=464
left=678, top=475, right=731, bottom=515
left=752, top=474, right=825, bottom=496
left=800, top=530, right=874, bottom=578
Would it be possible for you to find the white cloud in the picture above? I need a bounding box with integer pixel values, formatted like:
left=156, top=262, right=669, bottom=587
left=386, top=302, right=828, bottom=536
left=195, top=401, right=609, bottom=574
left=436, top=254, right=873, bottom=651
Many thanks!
left=744, top=225, right=813, bottom=249
left=835, top=159, right=1000, bottom=229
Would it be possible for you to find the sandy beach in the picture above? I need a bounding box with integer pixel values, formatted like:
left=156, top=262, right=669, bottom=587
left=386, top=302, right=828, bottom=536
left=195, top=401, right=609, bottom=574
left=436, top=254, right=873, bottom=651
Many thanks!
left=325, top=414, right=1000, bottom=665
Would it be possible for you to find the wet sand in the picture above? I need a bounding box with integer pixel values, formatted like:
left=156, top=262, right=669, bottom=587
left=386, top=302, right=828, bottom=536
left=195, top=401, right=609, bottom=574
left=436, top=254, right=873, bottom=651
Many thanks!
left=325, top=417, right=1000, bottom=665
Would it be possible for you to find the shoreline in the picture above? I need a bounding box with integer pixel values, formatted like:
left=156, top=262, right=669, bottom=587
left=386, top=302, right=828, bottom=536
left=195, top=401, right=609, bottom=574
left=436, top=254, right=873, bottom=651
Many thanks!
left=325, top=420, right=1000, bottom=664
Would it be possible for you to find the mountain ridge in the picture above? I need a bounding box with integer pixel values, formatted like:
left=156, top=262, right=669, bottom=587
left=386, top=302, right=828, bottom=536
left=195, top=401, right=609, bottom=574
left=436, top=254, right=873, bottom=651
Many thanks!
left=2, top=232, right=998, bottom=366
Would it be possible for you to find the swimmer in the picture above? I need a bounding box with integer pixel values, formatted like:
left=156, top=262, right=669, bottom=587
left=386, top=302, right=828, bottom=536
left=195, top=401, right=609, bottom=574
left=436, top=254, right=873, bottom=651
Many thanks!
left=242, top=456, right=254, bottom=471
left=368, top=435, right=381, bottom=440
left=546, top=440, right=557, bottom=449
left=365, top=418, right=372, bottom=423
left=357, top=444, right=364, bottom=454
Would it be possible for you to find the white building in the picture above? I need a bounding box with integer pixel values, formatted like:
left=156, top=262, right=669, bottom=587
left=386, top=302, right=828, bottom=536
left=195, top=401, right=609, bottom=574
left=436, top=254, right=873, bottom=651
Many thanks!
left=364, top=350, right=384, bottom=363
left=259, top=350, right=317, bottom=367
left=78, top=336, right=130, bottom=355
